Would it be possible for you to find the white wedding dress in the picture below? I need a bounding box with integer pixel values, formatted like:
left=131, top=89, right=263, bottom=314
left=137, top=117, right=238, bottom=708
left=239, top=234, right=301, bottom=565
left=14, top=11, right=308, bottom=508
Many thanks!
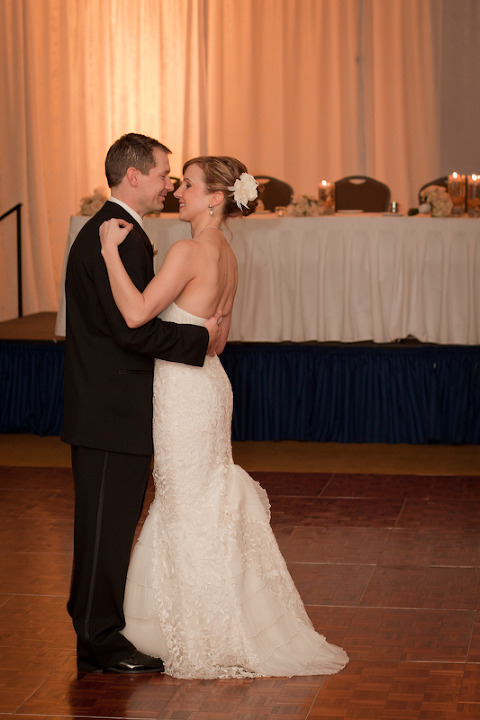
left=122, top=302, right=348, bottom=679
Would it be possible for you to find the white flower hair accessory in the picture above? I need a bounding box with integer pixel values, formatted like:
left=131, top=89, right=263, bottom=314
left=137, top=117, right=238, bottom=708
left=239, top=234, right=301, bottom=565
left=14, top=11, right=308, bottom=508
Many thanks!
left=228, top=172, right=258, bottom=210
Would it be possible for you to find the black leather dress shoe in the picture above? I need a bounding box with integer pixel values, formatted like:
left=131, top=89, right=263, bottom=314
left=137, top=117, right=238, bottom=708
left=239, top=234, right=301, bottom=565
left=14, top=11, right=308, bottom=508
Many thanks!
left=105, top=650, right=165, bottom=674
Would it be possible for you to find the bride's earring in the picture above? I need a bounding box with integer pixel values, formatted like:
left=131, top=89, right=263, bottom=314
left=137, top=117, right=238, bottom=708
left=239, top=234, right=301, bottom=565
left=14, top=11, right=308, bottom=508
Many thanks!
left=208, top=205, right=214, bottom=216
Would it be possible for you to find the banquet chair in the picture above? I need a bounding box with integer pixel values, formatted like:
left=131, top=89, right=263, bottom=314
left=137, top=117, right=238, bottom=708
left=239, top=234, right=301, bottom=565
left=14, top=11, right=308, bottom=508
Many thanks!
left=162, top=177, right=181, bottom=213
left=417, top=176, right=448, bottom=203
left=334, top=175, right=391, bottom=212
left=254, top=175, right=294, bottom=212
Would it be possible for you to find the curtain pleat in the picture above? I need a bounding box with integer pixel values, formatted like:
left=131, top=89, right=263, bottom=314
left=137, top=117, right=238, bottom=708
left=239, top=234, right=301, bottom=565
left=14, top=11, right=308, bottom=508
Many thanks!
left=1, top=341, right=478, bottom=441
left=0, top=342, right=65, bottom=435
left=219, top=344, right=480, bottom=444
left=3, top=0, right=477, bottom=319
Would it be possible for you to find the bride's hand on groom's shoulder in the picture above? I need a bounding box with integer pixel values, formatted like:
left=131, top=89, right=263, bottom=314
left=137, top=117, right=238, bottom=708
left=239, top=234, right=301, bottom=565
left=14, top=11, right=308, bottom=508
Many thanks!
left=99, top=218, right=133, bottom=253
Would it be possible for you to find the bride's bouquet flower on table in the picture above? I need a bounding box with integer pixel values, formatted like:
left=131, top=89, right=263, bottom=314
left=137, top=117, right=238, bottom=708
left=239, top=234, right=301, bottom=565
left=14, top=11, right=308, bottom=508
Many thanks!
left=79, top=187, right=109, bottom=216
left=286, top=195, right=331, bottom=217
left=418, top=185, right=453, bottom=218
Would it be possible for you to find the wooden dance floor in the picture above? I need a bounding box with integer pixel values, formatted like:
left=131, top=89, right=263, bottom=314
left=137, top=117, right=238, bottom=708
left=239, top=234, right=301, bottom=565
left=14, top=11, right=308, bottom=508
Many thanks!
left=1, top=312, right=480, bottom=716
left=1, top=462, right=480, bottom=719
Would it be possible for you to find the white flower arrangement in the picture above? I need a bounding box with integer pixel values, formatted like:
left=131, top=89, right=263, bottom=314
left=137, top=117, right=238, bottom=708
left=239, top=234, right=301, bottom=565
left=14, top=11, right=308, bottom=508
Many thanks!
left=79, top=187, right=109, bottom=215
left=286, top=195, right=329, bottom=217
left=228, top=173, right=258, bottom=210
left=419, top=185, right=453, bottom=218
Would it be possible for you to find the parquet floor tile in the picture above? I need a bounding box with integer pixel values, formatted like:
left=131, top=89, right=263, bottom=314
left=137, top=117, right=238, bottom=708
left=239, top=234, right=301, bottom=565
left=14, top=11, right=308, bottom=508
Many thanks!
left=397, top=499, right=480, bottom=529
left=270, top=496, right=404, bottom=528
left=379, top=528, right=480, bottom=567
left=467, top=612, right=480, bottom=662
left=250, top=471, right=332, bottom=497
left=0, top=486, right=73, bottom=519
left=305, top=606, right=356, bottom=647
left=0, top=716, right=75, bottom=720
left=0, top=649, right=73, bottom=713
left=0, top=550, right=71, bottom=595
left=460, top=663, right=480, bottom=702
left=321, top=473, right=480, bottom=501
left=0, top=465, right=75, bottom=491
left=289, top=562, right=375, bottom=606
left=277, top=526, right=391, bottom=564
left=341, top=607, right=474, bottom=661
left=268, top=496, right=318, bottom=526
left=308, top=661, right=479, bottom=719
left=0, top=515, right=73, bottom=553
left=19, top=663, right=168, bottom=717
left=1, top=464, right=479, bottom=720
left=361, top=566, right=480, bottom=610
left=0, top=594, right=74, bottom=648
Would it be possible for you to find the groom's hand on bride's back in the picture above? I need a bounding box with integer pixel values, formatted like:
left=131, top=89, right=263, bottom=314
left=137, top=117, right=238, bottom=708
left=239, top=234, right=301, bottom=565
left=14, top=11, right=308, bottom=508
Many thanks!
left=205, top=310, right=223, bottom=356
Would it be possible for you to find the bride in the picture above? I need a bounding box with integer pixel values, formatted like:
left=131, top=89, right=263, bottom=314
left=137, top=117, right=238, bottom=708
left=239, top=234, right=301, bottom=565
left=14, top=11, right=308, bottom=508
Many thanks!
left=99, top=155, right=348, bottom=679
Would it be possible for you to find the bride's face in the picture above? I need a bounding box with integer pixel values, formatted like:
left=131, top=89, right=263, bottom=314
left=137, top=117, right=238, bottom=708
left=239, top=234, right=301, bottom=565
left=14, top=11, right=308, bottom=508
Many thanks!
left=174, top=164, right=215, bottom=223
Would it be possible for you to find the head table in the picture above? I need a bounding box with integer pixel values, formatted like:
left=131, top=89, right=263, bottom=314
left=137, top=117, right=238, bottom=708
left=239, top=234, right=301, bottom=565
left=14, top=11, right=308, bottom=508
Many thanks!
left=56, top=212, right=480, bottom=345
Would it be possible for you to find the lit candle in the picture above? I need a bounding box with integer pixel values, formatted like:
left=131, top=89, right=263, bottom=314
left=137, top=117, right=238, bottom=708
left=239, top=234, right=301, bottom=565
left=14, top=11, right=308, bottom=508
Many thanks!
left=448, top=171, right=466, bottom=215
left=318, top=180, right=335, bottom=214
left=467, top=174, right=480, bottom=217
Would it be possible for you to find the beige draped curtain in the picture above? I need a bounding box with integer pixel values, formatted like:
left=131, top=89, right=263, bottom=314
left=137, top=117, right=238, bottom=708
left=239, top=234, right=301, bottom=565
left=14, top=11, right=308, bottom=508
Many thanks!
left=206, top=0, right=440, bottom=207
left=0, top=0, right=478, bottom=320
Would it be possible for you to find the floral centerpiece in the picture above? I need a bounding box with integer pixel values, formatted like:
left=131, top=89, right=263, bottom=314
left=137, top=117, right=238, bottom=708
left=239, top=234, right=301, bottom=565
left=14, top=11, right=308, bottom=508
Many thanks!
left=286, top=195, right=330, bottom=217
left=418, top=185, right=453, bottom=218
left=79, top=187, right=109, bottom=215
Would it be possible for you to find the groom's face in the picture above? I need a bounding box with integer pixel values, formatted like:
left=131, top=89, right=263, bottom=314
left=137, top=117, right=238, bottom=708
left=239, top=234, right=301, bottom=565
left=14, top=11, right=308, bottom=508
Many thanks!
left=135, top=149, right=174, bottom=217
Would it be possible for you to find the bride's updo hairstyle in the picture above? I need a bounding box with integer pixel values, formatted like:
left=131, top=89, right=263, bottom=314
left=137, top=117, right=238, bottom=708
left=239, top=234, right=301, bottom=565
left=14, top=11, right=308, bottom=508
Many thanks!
left=183, top=156, right=258, bottom=218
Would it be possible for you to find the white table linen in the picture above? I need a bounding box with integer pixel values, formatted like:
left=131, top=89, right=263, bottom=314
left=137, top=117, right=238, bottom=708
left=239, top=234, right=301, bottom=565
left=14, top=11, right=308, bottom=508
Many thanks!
left=56, top=213, right=480, bottom=345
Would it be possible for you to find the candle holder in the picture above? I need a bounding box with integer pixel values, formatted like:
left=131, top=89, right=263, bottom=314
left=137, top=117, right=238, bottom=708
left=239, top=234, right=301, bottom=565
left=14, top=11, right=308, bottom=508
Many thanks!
left=448, top=172, right=466, bottom=215
left=318, top=180, right=335, bottom=215
left=467, top=175, right=480, bottom=217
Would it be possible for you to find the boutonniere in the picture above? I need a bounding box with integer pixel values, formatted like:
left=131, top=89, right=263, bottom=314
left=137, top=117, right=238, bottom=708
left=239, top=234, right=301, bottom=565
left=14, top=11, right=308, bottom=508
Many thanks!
left=151, top=242, right=158, bottom=256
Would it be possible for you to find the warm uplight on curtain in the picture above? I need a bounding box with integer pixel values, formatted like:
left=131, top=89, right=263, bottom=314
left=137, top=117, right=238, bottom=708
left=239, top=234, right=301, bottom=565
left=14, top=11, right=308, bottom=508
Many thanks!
left=207, top=0, right=363, bottom=191
left=1, top=0, right=477, bottom=319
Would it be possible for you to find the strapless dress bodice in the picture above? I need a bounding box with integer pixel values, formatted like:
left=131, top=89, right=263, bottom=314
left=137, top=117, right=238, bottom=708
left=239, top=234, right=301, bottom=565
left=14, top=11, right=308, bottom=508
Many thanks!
left=160, top=301, right=206, bottom=327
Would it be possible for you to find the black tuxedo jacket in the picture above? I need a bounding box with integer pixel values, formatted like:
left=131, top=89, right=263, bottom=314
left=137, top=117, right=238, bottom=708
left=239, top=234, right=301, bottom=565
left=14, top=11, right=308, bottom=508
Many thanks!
left=62, top=201, right=208, bottom=455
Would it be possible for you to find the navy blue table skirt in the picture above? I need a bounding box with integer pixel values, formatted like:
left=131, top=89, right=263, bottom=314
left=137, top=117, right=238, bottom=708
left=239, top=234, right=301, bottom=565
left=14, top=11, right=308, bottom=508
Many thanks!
left=1, top=340, right=479, bottom=443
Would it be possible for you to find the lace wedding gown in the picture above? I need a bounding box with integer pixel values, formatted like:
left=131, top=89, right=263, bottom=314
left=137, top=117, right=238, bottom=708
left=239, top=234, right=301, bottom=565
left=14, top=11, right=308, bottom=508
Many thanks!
left=122, top=302, right=348, bottom=679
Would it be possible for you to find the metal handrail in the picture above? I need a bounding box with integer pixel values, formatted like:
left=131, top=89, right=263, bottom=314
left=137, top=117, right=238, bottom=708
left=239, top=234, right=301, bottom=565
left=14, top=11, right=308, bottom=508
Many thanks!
left=0, top=203, right=23, bottom=317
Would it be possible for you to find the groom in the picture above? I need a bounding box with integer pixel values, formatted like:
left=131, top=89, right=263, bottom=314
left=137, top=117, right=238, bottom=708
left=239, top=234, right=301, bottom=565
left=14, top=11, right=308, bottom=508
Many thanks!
left=62, top=133, right=221, bottom=674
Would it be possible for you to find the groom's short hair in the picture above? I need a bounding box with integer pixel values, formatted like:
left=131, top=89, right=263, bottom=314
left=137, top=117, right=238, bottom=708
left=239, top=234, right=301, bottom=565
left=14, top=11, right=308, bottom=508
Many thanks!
left=105, top=133, right=171, bottom=188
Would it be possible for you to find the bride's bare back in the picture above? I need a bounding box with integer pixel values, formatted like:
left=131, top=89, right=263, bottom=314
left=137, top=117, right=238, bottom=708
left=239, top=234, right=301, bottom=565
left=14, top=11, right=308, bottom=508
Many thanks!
left=126, top=225, right=237, bottom=354
left=175, top=227, right=238, bottom=320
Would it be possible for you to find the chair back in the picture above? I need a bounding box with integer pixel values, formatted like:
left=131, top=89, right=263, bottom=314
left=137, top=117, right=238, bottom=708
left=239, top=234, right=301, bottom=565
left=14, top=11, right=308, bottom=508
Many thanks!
left=334, top=176, right=391, bottom=212
left=418, top=177, right=448, bottom=204
left=254, top=176, right=294, bottom=212
left=162, top=177, right=181, bottom=213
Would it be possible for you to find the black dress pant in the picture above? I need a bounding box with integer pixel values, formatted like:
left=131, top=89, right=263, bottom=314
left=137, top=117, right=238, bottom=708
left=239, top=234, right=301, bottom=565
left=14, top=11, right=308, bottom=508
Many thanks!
left=67, top=446, right=151, bottom=670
